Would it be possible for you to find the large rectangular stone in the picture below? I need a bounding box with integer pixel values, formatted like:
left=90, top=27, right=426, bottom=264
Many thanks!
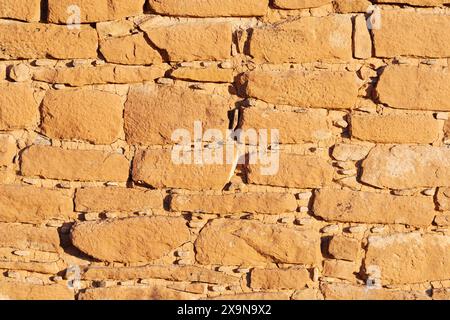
left=241, top=108, right=331, bottom=144
left=141, top=22, right=232, bottom=62
left=0, top=0, right=40, bottom=21
left=313, top=189, right=436, bottom=226
left=147, top=0, right=268, bottom=17
left=195, top=219, right=321, bottom=266
left=248, top=153, right=334, bottom=188
left=274, top=0, right=332, bottom=9
left=75, top=187, right=164, bottom=213
left=351, top=113, right=441, bottom=144
left=41, top=89, right=123, bottom=144
left=0, top=83, right=38, bottom=130
left=376, top=65, right=450, bottom=111
left=125, top=85, right=230, bottom=145
left=365, top=233, right=450, bottom=284
left=0, top=281, right=74, bottom=300
left=372, top=11, right=450, bottom=58
left=321, top=283, right=429, bottom=300
left=170, top=193, right=298, bottom=214
left=250, top=268, right=311, bottom=290
left=21, top=146, right=130, bottom=182
left=47, top=0, right=144, bottom=23
left=132, top=148, right=231, bottom=191
left=246, top=70, right=359, bottom=109
left=0, top=223, right=60, bottom=252
left=0, top=23, right=98, bottom=59
left=250, top=16, right=353, bottom=64
left=361, top=145, right=450, bottom=189
left=0, top=185, right=74, bottom=223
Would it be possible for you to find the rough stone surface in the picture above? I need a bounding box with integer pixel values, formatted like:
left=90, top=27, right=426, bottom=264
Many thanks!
left=321, top=283, right=429, bottom=300
left=0, top=135, right=16, bottom=166
left=0, top=0, right=41, bottom=21
left=148, top=0, right=268, bottom=17
left=351, top=113, right=441, bottom=144
left=21, top=146, right=130, bottom=182
left=75, top=187, right=164, bottom=213
left=132, top=148, right=231, bottom=191
left=250, top=268, right=311, bottom=289
left=0, top=23, right=98, bottom=59
left=372, top=11, right=450, bottom=58
left=248, top=154, right=333, bottom=188
left=71, top=216, right=190, bottom=263
left=313, top=189, right=436, bottom=226
left=170, top=67, right=234, bottom=83
left=376, top=65, right=450, bottom=111
left=0, top=83, right=38, bottom=130
left=274, top=0, right=332, bottom=9
left=170, top=193, right=298, bottom=214
left=437, top=188, right=450, bottom=211
left=365, top=233, right=450, bottom=285
left=328, top=235, right=360, bottom=261
left=0, top=281, right=74, bottom=300
left=0, top=185, right=74, bottom=223
left=47, top=0, right=145, bottom=23
left=250, top=16, right=352, bottom=64
left=195, top=219, right=321, bottom=266
left=41, top=89, right=123, bottom=144
left=241, top=108, right=331, bottom=144
left=246, top=70, right=359, bottom=109
left=124, top=85, right=230, bottom=145
left=141, top=23, right=232, bottom=62
left=361, top=145, right=450, bottom=189
left=79, top=286, right=196, bottom=300
left=0, top=223, right=60, bottom=252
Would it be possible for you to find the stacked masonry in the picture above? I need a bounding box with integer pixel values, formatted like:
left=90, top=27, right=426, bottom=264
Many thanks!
left=0, top=0, right=450, bottom=300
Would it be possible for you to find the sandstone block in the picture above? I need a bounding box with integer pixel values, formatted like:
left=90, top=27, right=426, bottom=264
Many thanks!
left=21, top=146, right=130, bottom=182
left=250, top=268, right=311, bottom=290
left=0, top=83, right=38, bottom=130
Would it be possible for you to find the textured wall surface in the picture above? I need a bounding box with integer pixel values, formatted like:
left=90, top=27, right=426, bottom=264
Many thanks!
left=0, top=0, right=450, bottom=300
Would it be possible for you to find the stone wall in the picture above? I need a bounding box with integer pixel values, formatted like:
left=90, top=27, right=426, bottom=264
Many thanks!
left=0, top=0, right=449, bottom=300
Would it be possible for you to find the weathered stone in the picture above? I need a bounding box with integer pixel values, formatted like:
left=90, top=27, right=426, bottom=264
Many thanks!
left=171, top=193, right=297, bottom=214
left=0, top=185, right=74, bottom=223
left=132, top=148, right=231, bottom=191
left=377, top=65, right=450, bottom=111
left=241, top=108, right=331, bottom=144
left=0, top=261, right=60, bottom=274
left=365, top=233, right=450, bottom=284
left=41, top=89, right=123, bottom=144
left=195, top=219, right=321, bottom=266
left=33, top=65, right=168, bottom=86
left=0, top=281, right=74, bottom=300
left=372, top=11, right=450, bottom=58
left=81, top=265, right=239, bottom=284
left=322, top=260, right=359, bottom=281
left=334, top=0, right=372, bottom=13
left=170, top=67, right=233, bottom=83
left=0, top=223, right=60, bottom=252
left=375, top=0, right=449, bottom=7
left=21, top=146, right=130, bottom=182
left=274, top=0, right=332, bottom=9
left=148, top=0, right=268, bottom=17
left=78, top=285, right=196, bottom=300
left=71, top=216, right=190, bottom=263
left=0, top=135, right=16, bottom=166
left=331, top=143, right=372, bottom=161
left=47, top=0, right=145, bottom=23
left=321, top=282, right=430, bottom=300
left=433, top=288, right=450, bottom=300
left=437, top=188, right=450, bottom=211
left=328, top=235, right=360, bottom=261
left=246, top=70, right=359, bottom=109
left=141, top=23, right=232, bottom=62
left=248, top=154, right=333, bottom=188
left=124, top=85, right=230, bottom=145
left=351, top=113, right=441, bottom=144
left=250, top=268, right=311, bottom=289
left=0, top=23, right=98, bottom=59
left=0, top=0, right=41, bottom=21
left=99, top=34, right=162, bottom=65
left=0, top=83, right=38, bottom=130
left=353, top=14, right=372, bottom=59
left=250, top=16, right=353, bottom=64
left=313, top=189, right=436, bottom=226
left=361, top=145, right=450, bottom=189
left=210, top=292, right=290, bottom=300
left=75, top=187, right=163, bottom=213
